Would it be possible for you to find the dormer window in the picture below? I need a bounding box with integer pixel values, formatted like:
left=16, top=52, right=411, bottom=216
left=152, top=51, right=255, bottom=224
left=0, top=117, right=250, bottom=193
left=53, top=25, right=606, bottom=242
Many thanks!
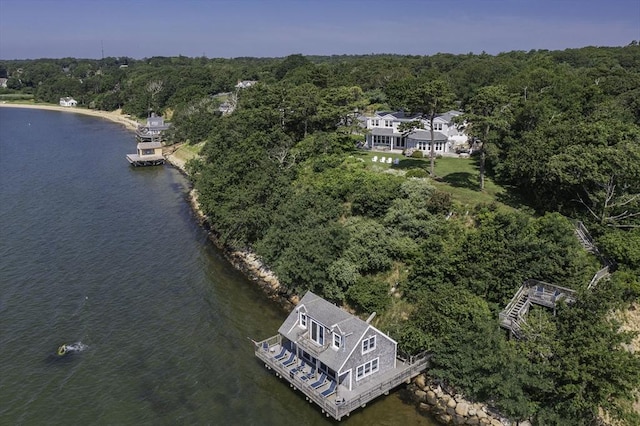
left=332, top=332, right=342, bottom=349
left=384, top=120, right=393, bottom=127
left=299, top=312, right=307, bottom=329
left=371, top=119, right=379, bottom=127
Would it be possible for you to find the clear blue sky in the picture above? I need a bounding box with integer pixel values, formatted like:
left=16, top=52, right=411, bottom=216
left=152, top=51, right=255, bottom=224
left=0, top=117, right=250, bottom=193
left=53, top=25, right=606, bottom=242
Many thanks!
left=1, top=0, right=638, bottom=59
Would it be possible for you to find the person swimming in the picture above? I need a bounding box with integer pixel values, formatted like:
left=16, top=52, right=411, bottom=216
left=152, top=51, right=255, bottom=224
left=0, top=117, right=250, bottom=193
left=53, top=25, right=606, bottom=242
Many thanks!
left=56, top=342, right=88, bottom=357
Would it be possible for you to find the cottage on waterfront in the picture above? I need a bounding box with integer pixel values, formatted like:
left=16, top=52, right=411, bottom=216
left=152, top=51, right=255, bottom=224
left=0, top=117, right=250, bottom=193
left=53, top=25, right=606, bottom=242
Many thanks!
left=126, top=141, right=165, bottom=166
left=135, top=113, right=170, bottom=142
left=255, top=291, right=429, bottom=420
left=364, top=110, right=468, bottom=155
left=59, top=97, right=77, bottom=107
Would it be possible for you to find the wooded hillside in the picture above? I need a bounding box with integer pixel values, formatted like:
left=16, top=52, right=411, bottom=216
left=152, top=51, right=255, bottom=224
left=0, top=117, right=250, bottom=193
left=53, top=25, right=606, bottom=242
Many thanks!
left=2, top=44, right=639, bottom=425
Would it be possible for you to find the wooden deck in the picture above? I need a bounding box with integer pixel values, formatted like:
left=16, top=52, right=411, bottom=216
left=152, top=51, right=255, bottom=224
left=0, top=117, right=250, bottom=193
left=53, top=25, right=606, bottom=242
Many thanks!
left=126, top=153, right=165, bottom=167
left=255, top=335, right=430, bottom=421
left=500, top=222, right=615, bottom=338
left=499, top=279, right=577, bottom=338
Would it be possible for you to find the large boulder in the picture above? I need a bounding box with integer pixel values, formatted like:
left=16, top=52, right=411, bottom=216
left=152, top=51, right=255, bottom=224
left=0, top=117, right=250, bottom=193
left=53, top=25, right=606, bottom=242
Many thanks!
left=437, top=413, right=453, bottom=424
left=456, top=401, right=470, bottom=417
left=466, top=416, right=480, bottom=425
left=447, top=396, right=458, bottom=409
left=453, top=414, right=467, bottom=425
left=415, top=374, right=427, bottom=389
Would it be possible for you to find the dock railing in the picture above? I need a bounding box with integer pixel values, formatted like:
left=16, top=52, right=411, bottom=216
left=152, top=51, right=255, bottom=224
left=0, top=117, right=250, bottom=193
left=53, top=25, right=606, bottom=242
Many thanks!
left=329, top=355, right=430, bottom=421
left=256, top=337, right=430, bottom=421
left=525, top=279, right=577, bottom=307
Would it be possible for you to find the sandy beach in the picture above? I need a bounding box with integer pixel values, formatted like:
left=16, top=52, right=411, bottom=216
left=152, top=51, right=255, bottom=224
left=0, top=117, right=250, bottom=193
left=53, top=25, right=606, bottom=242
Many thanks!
left=0, top=102, right=140, bottom=131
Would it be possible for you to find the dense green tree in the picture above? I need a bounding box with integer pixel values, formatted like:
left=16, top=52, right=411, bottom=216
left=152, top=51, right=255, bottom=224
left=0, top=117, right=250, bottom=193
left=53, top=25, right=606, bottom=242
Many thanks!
left=395, top=79, right=455, bottom=176
left=461, top=85, right=513, bottom=189
left=255, top=187, right=348, bottom=299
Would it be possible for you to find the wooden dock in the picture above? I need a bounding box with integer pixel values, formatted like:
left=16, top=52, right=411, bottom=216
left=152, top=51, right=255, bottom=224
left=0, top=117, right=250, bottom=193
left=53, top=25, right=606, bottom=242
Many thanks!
left=255, top=335, right=430, bottom=421
left=126, top=142, right=165, bottom=166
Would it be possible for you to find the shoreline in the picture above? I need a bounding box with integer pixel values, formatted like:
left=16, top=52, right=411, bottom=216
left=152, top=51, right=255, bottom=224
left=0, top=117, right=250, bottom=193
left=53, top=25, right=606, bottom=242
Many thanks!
left=0, top=102, right=140, bottom=131
left=3, top=101, right=508, bottom=424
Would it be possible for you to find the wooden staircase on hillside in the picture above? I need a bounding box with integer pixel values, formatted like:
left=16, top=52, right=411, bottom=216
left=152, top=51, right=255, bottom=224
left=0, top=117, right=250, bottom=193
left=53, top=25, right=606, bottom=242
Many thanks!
left=500, top=222, right=615, bottom=339
left=500, top=279, right=576, bottom=339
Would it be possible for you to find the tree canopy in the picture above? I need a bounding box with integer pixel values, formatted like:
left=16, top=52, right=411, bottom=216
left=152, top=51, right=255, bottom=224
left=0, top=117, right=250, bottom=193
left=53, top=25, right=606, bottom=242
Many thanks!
left=3, top=45, right=640, bottom=425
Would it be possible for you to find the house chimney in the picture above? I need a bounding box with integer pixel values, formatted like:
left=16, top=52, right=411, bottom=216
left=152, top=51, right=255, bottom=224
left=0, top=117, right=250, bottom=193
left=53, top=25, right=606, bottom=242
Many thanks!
left=366, top=312, right=376, bottom=324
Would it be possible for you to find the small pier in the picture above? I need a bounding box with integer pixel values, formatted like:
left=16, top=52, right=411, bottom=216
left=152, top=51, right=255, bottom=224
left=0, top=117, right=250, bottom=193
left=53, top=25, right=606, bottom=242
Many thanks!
left=256, top=335, right=429, bottom=421
left=126, top=142, right=165, bottom=166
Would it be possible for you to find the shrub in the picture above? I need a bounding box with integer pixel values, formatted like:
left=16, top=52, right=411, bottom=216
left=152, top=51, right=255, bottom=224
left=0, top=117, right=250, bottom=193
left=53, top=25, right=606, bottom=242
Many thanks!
left=411, top=150, right=424, bottom=158
left=346, top=276, right=390, bottom=313
left=405, top=168, right=429, bottom=178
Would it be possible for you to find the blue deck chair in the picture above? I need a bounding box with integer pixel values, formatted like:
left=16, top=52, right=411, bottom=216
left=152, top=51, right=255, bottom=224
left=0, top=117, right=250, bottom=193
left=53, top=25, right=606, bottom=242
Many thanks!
left=282, top=353, right=296, bottom=367
left=273, top=347, right=287, bottom=361
left=261, top=341, right=269, bottom=352
left=290, top=361, right=306, bottom=374
left=321, top=380, right=337, bottom=397
left=300, top=366, right=316, bottom=381
left=310, top=373, right=327, bottom=389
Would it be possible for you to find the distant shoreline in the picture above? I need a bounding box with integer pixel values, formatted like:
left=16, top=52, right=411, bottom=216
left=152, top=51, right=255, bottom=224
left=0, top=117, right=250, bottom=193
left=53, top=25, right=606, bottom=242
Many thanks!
left=0, top=102, right=140, bottom=131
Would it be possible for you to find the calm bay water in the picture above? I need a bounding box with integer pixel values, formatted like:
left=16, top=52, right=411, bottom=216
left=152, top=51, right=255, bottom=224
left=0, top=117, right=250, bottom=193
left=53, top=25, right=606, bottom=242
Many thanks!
left=0, top=108, right=435, bottom=425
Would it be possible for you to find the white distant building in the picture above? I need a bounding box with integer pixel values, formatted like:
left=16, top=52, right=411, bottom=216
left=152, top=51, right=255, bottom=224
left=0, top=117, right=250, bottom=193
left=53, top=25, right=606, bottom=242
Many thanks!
left=363, top=110, right=468, bottom=155
left=59, top=97, right=77, bottom=107
left=235, top=80, right=257, bottom=89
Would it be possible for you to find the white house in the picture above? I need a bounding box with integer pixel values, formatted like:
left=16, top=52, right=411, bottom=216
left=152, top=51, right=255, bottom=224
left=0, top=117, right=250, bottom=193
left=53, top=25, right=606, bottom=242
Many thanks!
left=59, top=97, right=77, bottom=107
left=135, top=113, right=171, bottom=142
left=364, top=110, right=468, bottom=155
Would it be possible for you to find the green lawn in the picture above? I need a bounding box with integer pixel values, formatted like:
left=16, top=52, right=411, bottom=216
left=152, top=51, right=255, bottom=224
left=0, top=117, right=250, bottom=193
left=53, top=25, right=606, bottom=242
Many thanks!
left=172, top=142, right=204, bottom=163
left=354, top=150, right=517, bottom=210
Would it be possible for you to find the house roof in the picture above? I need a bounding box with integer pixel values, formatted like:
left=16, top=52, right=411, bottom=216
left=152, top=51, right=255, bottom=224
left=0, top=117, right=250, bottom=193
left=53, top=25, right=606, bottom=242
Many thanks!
left=407, top=129, right=448, bottom=141
left=279, top=291, right=375, bottom=370
left=369, top=127, right=399, bottom=137
left=137, top=142, right=162, bottom=149
left=437, top=110, right=463, bottom=123
left=375, top=111, right=421, bottom=120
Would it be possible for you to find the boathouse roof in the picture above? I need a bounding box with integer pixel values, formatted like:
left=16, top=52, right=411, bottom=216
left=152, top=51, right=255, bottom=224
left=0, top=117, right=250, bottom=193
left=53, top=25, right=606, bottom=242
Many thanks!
left=137, top=142, right=162, bottom=149
left=278, top=291, right=384, bottom=370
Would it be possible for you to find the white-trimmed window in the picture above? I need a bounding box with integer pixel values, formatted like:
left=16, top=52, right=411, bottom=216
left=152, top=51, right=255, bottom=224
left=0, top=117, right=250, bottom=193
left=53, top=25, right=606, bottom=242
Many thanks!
left=356, top=358, right=379, bottom=380
left=370, top=119, right=379, bottom=127
left=433, top=122, right=443, bottom=131
left=373, top=135, right=391, bottom=146
left=362, top=336, right=376, bottom=354
left=332, top=333, right=342, bottom=349
left=299, top=312, right=307, bottom=328
left=384, top=120, right=393, bottom=127
left=311, top=320, right=324, bottom=346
